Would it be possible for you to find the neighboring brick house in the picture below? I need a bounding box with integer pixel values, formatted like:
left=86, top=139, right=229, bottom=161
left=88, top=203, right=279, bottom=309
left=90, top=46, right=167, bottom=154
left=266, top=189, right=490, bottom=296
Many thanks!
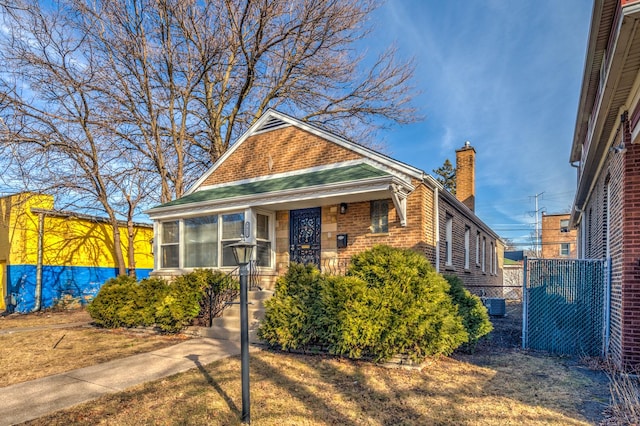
left=569, top=0, right=640, bottom=368
left=541, top=213, right=578, bottom=259
left=146, top=110, right=503, bottom=293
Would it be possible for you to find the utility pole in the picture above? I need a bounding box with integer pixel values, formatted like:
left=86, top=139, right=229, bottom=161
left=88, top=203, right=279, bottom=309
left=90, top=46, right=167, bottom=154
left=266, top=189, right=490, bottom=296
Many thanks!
left=529, top=192, right=544, bottom=258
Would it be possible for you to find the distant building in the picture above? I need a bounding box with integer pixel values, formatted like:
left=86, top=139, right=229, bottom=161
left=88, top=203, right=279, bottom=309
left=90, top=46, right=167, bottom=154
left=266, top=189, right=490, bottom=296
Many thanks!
left=0, top=193, right=153, bottom=313
left=541, top=213, right=577, bottom=259
left=503, top=258, right=523, bottom=300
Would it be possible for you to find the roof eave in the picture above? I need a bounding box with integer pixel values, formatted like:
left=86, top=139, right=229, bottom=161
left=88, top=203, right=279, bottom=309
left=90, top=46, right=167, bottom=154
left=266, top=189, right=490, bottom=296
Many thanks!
left=145, top=175, right=406, bottom=219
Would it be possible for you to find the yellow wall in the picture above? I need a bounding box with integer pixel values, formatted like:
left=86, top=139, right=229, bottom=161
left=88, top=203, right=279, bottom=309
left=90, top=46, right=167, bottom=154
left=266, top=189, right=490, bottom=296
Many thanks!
left=0, top=193, right=54, bottom=266
left=38, top=215, right=153, bottom=269
left=0, top=193, right=153, bottom=310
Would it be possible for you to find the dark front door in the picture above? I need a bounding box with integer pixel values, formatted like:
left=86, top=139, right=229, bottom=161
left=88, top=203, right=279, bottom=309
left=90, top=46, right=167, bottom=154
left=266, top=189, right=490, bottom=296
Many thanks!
left=289, top=207, right=321, bottom=267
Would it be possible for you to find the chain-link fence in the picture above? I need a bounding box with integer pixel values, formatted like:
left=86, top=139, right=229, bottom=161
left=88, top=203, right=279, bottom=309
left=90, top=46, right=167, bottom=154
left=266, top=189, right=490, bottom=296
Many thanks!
left=523, top=258, right=608, bottom=357
left=465, top=285, right=522, bottom=300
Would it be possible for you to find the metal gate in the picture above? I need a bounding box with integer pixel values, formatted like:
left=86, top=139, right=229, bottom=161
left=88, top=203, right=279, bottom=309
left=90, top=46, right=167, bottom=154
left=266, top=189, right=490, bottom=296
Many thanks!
left=289, top=208, right=321, bottom=267
left=523, top=258, right=609, bottom=357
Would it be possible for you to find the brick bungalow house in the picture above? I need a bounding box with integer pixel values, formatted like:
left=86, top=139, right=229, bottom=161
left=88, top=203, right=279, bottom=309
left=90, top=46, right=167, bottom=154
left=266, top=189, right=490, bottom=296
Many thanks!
left=146, top=110, right=503, bottom=293
left=570, top=0, right=640, bottom=368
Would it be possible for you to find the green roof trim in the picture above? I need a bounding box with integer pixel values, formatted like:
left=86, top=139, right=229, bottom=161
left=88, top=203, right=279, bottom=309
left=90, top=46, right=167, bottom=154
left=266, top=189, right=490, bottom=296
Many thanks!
left=156, top=163, right=391, bottom=209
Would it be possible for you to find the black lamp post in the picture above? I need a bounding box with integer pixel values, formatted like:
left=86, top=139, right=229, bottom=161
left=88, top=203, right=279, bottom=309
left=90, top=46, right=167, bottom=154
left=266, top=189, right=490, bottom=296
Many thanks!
left=229, top=239, right=255, bottom=424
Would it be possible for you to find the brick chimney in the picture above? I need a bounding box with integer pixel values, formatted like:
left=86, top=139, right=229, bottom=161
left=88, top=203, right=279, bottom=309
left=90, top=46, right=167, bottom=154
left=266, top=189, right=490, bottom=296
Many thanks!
left=455, top=141, right=475, bottom=211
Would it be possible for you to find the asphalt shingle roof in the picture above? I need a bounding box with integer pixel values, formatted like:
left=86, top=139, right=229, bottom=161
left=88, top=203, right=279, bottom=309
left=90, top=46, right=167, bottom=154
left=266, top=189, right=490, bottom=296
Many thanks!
left=156, top=163, right=390, bottom=209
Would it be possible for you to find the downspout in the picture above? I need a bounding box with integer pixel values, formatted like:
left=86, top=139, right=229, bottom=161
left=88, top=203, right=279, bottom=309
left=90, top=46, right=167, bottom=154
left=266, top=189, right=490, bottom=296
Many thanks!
left=33, top=211, right=44, bottom=312
left=434, top=186, right=440, bottom=272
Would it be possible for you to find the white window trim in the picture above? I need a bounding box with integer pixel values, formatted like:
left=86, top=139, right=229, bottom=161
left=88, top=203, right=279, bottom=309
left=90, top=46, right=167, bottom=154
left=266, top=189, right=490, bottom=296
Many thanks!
left=490, top=242, right=494, bottom=274
left=482, top=237, right=486, bottom=273
left=253, top=209, right=276, bottom=271
left=445, top=217, right=453, bottom=266
left=464, top=227, right=470, bottom=270
left=156, top=208, right=276, bottom=271
left=159, top=220, right=180, bottom=270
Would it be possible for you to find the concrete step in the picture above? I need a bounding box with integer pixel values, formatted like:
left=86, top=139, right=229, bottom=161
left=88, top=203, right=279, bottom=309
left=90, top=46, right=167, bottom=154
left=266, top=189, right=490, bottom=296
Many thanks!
left=195, top=326, right=261, bottom=343
left=211, top=312, right=263, bottom=329
left=189, top=289, right=273, bottom=343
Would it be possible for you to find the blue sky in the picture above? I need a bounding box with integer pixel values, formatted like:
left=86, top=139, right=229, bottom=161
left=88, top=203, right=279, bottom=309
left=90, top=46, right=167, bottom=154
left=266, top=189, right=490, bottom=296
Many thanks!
left=368, top=1, right=593, bottom=248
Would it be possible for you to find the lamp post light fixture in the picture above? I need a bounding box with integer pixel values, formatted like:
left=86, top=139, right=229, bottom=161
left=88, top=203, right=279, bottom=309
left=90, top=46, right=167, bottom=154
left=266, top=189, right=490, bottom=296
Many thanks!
left=228, top=238, right=256, bottom=424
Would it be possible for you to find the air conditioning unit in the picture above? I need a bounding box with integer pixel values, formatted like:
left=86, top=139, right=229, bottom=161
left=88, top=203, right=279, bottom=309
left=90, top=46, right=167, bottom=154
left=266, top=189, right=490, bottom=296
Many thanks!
left=483, top=298, right=506, bottom=317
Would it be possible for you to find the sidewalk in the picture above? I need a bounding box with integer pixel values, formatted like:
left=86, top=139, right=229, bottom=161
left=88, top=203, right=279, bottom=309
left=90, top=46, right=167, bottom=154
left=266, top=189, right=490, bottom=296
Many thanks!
left=0, top=337, right=243, bottom=425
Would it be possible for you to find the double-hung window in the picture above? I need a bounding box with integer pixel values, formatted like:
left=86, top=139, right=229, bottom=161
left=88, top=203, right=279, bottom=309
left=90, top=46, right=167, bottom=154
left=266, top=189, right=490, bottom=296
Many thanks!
left=160, top=212, right=264, bottom=269
left=221, top=213, right=245, bottom=266
left=371, top=200, right=388, bottom=233
left=482, top=237, right=486, bottom=273
left=161, top=221, right=180, bottom=268
left=184, top=215, right=218, bottom=268
left=464, top=227, right=470, bottom=269
left=445, top=217, right=453, bottom=266
left=256, top=213, right=271, bottom=267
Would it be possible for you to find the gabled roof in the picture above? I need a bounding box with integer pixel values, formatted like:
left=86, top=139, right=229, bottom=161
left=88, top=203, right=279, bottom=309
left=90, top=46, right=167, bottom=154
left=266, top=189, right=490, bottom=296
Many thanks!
left=185, top=109, right=426, bottom=196
left=157, top=163, right=390, bottom=209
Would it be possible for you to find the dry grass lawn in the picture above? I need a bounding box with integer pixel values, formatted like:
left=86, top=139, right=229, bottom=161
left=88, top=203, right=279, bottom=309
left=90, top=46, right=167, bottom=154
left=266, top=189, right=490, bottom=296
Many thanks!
left=0, top=308, right=91, bottom=330
left=0, top=309, right=188, bottom=387
left=2, top=306, right=611, bottom=425
left=22, top=349, right=603, bottom=426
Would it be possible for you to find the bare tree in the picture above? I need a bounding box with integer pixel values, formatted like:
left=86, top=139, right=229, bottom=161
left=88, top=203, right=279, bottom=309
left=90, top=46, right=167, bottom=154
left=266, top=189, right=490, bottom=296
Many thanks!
left=0, top=2, right=143, bottom=276
left=73, top=0, right=419, bottom=200
left=0, top=0, right=420, bottom=276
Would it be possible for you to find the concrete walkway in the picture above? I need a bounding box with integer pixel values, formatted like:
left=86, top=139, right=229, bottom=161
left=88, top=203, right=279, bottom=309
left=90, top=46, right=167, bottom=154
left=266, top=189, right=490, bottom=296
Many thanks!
left=0, top=337, right=243, bottom=425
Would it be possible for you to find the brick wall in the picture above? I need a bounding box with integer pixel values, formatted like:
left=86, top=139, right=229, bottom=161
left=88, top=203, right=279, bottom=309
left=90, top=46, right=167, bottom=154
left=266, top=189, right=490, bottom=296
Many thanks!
left=438, top=194, right=503, bottom=293
left=270, top=183, right=502, bottom=296
left=202, top=126, right=362, bottom=187
left=541, top=213, right=578, bottom=259
left=621, top=140, right=640, bottom=368
left=580, top=140, right=627, bottom=366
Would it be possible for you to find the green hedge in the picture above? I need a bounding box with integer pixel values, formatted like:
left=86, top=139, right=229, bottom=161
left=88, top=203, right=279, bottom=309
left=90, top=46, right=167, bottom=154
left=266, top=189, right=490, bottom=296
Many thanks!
left=259, top=245, right=481, bottom=362
left=444, top=274, right=493, bottom=351
left=87, top=269, right=236, bottom=332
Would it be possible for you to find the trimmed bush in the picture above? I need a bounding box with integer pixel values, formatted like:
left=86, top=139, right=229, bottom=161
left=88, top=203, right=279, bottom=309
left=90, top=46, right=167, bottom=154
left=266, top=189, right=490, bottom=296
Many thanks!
left=259, top=245, right=470, bottom=362
left=258, top=263, right=327, bottom=350
left=88, top=269, right=236, bottom=332
left=156, top=269, right=236, bottom=332
left=87, top=275, right=169, bottom=328
left=444, top=274, right=493, bottom=351
left=344, top=245, right=468, bottom=361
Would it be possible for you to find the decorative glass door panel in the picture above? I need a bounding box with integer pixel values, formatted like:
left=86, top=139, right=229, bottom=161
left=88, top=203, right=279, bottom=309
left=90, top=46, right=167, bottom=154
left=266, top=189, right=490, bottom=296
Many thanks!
left=289, top=208, right=321, bottom=267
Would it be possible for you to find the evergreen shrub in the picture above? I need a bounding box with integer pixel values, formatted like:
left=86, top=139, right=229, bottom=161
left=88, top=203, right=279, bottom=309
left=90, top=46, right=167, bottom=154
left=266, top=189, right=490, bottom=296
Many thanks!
left=259, top=245, right=470, bottom=362
left=87, top=275, right=169, bottom=328
left=258, top=263, right=327, bottom=350
left=156, top=269, right=235, bottom=332
left=88, top=269, right=234, bottom=332
left=444, top=274, right=493, bottom=351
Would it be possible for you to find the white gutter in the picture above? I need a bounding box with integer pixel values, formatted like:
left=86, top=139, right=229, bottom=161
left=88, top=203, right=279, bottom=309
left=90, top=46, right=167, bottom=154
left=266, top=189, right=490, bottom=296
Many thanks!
left=434, top=186, right=440, bottom=273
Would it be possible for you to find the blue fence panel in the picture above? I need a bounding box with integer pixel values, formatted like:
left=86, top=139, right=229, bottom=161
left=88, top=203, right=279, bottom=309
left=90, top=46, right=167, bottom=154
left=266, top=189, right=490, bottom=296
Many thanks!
left=6, top=265, right=153, bottom=312
left=524, top=258, right=607, bottom=357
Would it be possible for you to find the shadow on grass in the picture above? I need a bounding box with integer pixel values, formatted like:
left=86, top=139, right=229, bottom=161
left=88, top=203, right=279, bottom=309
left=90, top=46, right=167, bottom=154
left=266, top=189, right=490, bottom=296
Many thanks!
left=249, top=351, right=428, bottom=425
left=187, top=354, right=240, bottom=416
